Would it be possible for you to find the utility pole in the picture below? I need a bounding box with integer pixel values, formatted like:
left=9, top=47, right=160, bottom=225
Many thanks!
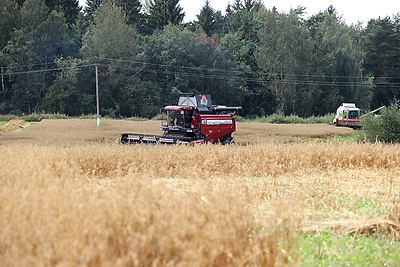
left=1, top=66, right=4, bottom=100
left=95, top=64, right=100, bottom=127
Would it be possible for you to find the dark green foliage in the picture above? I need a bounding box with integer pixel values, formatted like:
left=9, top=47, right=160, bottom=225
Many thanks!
left=1, top=0, right=72, bottom=114
left=222, top=0, right=265, bottom=115
left=256, top=10, right=314, bottom=116
left=0, top=0, right=19, bottom=50
left=15, top=0, right=81, bottom=26
left=45, top=0, right=81, bottom=26
left=84, top=0, right=144, bottom=31
left=45, top=58, right=93, bottom=115
left=1, top=1, right=400, bottom=119
left=83, top=0, right=102, bottom=23
left=138, top=25, right=237, bottom=111
left=297, top=7, right=374, bottom=116
left=146, top=0, right=184, bottom=31
left=226, top=0, right=263, bottom=41
left=362, top=101, right=400, bottom=143
left=81, top=1, right=141, bottom=117
left=116, top=0, right=142, bottom=27
left=193, top=1, right=226, bottom=37
left=363, top=17, right=400, bottom=108
left=197, top=0, right=216, bottom=36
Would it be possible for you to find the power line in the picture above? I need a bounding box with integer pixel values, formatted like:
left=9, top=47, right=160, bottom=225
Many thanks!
left=2, top=61, right=58, bottom=70
left=2, top=58, right=400, bottom=88
left=3, top=56, right=400, bottom=81
left=99, top=62, right=400, bottom=88
left=97, top=57, right=400, bottom=80
left=95, top=57, right=246, bottom=76
left=3, top=64, right=96, bottom=76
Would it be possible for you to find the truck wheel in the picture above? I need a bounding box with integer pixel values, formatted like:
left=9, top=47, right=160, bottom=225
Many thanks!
left=220, top=134, right=233, bottom=145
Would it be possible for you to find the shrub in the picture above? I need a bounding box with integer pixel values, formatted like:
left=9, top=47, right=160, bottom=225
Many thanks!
left=248, top=113, right=334, bottom=124
left=21, top=113, right=70, bottom=122
left=361, top=101, right=400, bottom=143
left=0, top=113, right=70, bottom=122
left=150, top=113, right=165, bottom=120
left=0, top=115, right=18, bottom=121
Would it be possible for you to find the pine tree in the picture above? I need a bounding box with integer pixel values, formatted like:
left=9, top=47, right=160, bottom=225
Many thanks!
left=197, top=0, right=215, bottom=36
left=116, top=0, right=142, bottom=27
left=84, top=0, right=103, bottom=23
left=14, top=0, right=80, bottom=26
left=84, top=0, right=143, bottom=31
left=45, top=0, right=81, bottom=26
left=147, top=0, right=185, bottom=31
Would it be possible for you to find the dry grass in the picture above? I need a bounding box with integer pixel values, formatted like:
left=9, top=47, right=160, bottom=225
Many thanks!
left=0, top=144, right=297, bottom=266
left=0, top=177, right=284, bottom=266
left=1, top=141, right=400, bottom=265
left=48, top=142, right=399, bottom=178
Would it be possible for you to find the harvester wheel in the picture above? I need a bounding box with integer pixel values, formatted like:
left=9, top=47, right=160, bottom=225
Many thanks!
left=220, top=134, right=233, bottom=145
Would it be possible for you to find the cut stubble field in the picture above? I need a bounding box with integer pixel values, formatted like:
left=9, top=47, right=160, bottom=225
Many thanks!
left=0, top=119, right=399, bottom=266
left=0, top=118, right=355, bottom=145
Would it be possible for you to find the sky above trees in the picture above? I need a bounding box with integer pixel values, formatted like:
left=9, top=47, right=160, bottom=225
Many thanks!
left=78, top=0, right=400, bottom=25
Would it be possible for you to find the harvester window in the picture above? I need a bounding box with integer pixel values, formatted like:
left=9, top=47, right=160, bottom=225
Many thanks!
left=184, top=110, right=193, bottom=128
left=167, top=110, right=184, bottom=127
left=167, top=111, right=176, bottom=126
left=348, top=111, right=359, bottom=119
left=177, top=111, right=184, bottom=126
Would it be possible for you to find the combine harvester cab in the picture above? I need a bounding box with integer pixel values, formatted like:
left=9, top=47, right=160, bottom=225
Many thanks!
left=333, top=103, right=362, bottom=128
left=121, top=93, right=242, bottom=145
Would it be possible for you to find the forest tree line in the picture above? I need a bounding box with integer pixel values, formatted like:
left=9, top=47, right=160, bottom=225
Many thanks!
left=0, top=0, right=399, bottom=118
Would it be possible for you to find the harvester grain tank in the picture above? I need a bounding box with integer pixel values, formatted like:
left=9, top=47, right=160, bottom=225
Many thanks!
left=121, top=93, right=242, bottom=145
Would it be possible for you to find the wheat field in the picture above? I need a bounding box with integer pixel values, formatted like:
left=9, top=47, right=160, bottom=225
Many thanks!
left=1, top=141, right=400, bottom=266
left=0, top=120, right=399, bottom=266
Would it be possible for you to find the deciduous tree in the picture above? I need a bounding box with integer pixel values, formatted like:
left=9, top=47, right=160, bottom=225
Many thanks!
left=45, top=58, right=93, bottom=115
left=15, top=0, right=80, bottom=26
left=81, top=1, right=140, bottom=117
left=0, top=0, right=19, bottom=50
left=256, top=10, right=314, bottom=116
left=310, top=11, right=372, bottom=114
left=3, top=0, right=70, bottom=113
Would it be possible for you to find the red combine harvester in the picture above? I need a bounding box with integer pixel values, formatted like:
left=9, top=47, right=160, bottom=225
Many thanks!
left=120, top=93, right=242, bottom=145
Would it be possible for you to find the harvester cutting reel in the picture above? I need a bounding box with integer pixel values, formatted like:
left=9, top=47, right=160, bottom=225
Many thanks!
left=120, top=133, right=206, bottom=145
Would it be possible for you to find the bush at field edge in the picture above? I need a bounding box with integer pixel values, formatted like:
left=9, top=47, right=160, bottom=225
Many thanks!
left=361, top=101, right=400, bottom=143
